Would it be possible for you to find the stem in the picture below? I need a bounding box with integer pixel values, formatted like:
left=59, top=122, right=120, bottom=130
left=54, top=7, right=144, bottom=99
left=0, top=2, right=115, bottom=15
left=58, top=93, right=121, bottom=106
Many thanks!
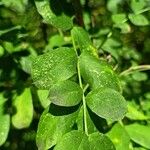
left=72, top=35, right=88, bottom=135
left=120, top=65, right=150, bottom=76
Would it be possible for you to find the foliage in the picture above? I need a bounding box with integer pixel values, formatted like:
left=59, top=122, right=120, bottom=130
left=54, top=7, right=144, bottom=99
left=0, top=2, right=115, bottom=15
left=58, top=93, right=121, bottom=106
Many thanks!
left=0, top=0, right=150, bottom=149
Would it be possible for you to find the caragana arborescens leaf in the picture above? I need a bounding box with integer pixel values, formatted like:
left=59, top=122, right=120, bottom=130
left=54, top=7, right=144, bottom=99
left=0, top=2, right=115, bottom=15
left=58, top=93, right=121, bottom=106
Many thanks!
left=35, top=0, right=73, bottom=31
left=86, top=88, right=127, bottom=121
left=76, top=106, right=97, bottom=134
left=32, top=47, right=77, bottom=89
left=125, top=124, right=150, bottom=149
left=88, top=132, right=115, bottom=150
left=71, top=27, right=92, bottom=49
left=71, top=27, right=98, bottom=57
left=49, top=80, right=82, bottom=107
left=36, top=108, right=78, bottom=150
left=79, top=52, right=121, bottom=92
left=54, top=130, right=90, bottom=150
left=12, top=88, right=33, bottom=129
left=107, top=123, right=130, bottom=150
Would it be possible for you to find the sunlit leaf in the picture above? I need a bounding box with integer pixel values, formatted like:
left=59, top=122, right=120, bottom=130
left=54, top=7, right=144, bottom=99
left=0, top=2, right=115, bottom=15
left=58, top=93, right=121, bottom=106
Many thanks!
left=107, top=123, right=130, bottom=150
left=128, top=14, right=149, bottom=26
left=32, top=47, right=77, bottom=89
left=35, top=0, right=73, bottom=30
left=79, top=52, right=121, bottom=91
left=12, top=88, right=33, bottom=129
left=49, top=80, right=82, bottom=107
left=126, top=124, right=150, bottom=149
left=37, top=89, right=50, bottom=108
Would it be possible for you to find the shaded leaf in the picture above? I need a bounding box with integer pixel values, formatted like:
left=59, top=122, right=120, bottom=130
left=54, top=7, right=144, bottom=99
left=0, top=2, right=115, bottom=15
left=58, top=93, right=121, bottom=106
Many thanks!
left=12, top=88, right=33, bottom=129
left=36, top=108, right=78, bottom=150
left=89, top=132, right=115, bottom=150
left=86, top=88, right=127, bottom=121
left=32, top=47, right=77, bottom=89
left=54, top=130, right=90, bottom=150
left=49, top=80, right=82, bottom=107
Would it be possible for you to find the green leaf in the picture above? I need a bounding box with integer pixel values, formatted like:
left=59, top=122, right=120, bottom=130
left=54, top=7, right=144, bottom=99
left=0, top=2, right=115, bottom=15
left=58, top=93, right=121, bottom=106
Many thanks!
left=114, top=23, right=131, bottom=33
left=36, top=108, right=77, bottom=150
left=0, top=94, right=10, bottom=146
left=35, top=0, right=73, bottom=30
left=102, top=38, right=121, bottom=60
left=12, top=88, right=33, bottom=129
left=54, top=130, right=90, bottom=150
left=112, top=14, right=127, bottom=24
left=32, top=47, right=77, bottom=89
left=19, top=55, right=33, bottom=74
left=130, top=0, right=146, bottom=14
left=37, top=90, right=50, bottom=108
left=86, top=88, right=127, bottom=121
left=0, top=46, right=4, bottom=57
left=71, top=27, right=92, bottom=49
left=79, top=52, right=121, bottom=92
left=126, top=124, right=150, bottom=149
left=107, top=0, right=122, bottom=13
left=107, top=123, right=130, bottom=150
left=47, top=34, right=65, bottom=49
left=134, top=147, right=147, bottom=150
left=1, top=0, right=28, bottom=13
left=76, top=106, right=97, bottom=134
left=131, top=72, right=148, bottom=81
left=89, top=132, right=115, bottom=150
left=128, top=14, right=149, bottom=26
left=49, top=80, right=82, bottom=107
left=126, top=102, right=148, bottom=120
left=126, top=123, right=150, bottom=149
left=71, top=27, right=98, bottom=57
left=0, top=115, right=10, bottom=146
